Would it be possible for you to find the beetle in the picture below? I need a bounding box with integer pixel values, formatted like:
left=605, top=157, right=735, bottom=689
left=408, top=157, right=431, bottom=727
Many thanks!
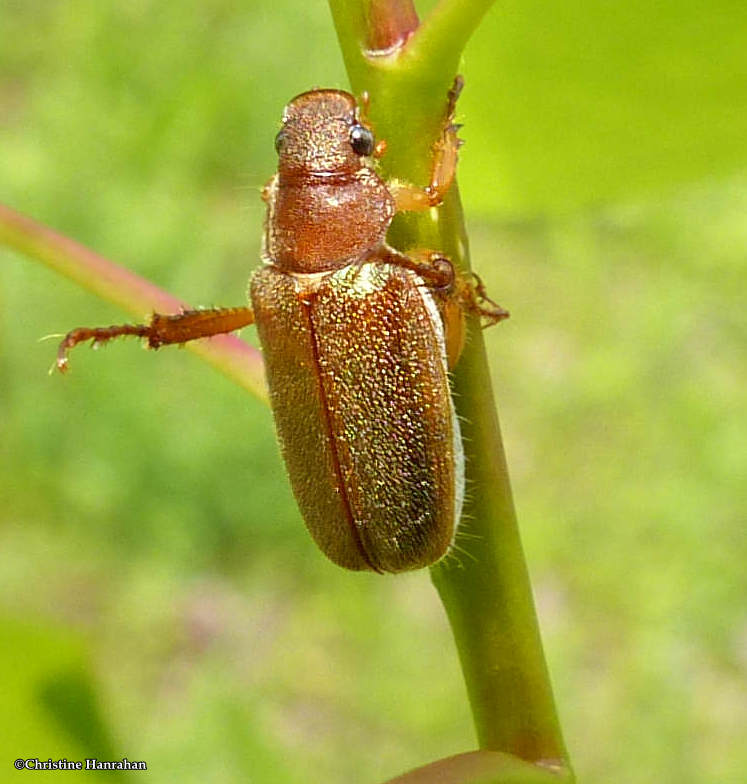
left=56, top=81, right=508, bottom=573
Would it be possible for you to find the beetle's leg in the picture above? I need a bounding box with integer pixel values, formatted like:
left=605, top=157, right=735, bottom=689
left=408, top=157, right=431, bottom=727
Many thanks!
left=376, top=245, right=508, bottom=327
left=426, top=75, right=464, bottom=204
left=56, top=306, right=254, bottom=372
left=452, top=271, right=510, bottom=328
left=375, top=246, right=455, bottom=290
left=389, top=75, right=464, bottom=212
left=445, top=74, right=465, bottom=124
left=428, top=265, right=508, bottom=368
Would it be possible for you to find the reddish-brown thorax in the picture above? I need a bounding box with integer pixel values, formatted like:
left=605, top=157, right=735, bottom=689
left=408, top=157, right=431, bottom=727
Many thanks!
left=264, top=89, right=395, bottom=274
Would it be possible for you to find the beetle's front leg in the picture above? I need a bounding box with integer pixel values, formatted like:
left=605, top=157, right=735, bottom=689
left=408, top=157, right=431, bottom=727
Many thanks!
left=388, top=76, right=464, bottom=212
left=57, top=306, right=254, bottom=372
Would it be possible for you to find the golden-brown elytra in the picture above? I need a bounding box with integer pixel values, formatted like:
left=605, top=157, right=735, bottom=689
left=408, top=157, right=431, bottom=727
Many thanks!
left=56, top=83, right=509, bottom=573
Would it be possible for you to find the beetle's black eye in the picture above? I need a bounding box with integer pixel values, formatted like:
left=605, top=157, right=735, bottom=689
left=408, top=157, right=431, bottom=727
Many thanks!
left=274, top=129, right=287, bottom=154
left=349, top=125, right=375, bottom=156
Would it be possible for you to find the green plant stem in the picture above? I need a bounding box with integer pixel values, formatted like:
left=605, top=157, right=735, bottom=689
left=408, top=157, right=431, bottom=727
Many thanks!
left=431, top=195, right=567, bottom=767
left=329, top=1, right=571, bottom=779
left=0, top=203, right=267, bottom=400
left=406, top=0, right=497, bottom=70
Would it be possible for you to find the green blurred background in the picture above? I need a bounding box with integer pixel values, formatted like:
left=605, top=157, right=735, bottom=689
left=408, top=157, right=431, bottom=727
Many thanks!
left=1, top=1, right=745, bottom=782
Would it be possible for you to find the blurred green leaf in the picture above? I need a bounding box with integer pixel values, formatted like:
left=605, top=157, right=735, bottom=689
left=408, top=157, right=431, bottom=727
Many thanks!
left=460, top=0, right=747, bottom=214
left=0, top=616, right=123, bottom=779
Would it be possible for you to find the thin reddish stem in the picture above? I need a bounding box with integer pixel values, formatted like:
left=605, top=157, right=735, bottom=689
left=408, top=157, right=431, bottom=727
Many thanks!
left=0, top=203, right=267, bottom=400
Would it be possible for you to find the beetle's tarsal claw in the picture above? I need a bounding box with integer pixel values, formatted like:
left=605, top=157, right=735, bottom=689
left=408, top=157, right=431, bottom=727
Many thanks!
left=480, top=305, right=510, bottom=328
left=463, top=272, right=510, bottom=328
left=54, top=322, right=152, bottom=373
left=446, top=75, right=465, bottom=115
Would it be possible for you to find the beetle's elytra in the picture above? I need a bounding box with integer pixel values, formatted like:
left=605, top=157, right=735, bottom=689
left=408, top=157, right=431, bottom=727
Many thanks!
left=57, top=81, right=508, bottom=573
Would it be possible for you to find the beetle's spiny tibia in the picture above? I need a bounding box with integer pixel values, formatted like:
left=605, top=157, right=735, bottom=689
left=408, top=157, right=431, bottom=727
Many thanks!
left=56, top=306, right=254, bottom=372
left=147, top=307, right=255, bottom=347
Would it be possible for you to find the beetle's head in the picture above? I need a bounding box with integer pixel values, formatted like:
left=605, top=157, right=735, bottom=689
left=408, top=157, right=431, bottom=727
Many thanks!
left=275, top=89, right=377, bottom=176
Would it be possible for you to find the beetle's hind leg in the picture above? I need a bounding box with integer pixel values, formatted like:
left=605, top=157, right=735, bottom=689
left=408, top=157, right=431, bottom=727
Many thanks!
left=56, top=306, right=254, bottom=372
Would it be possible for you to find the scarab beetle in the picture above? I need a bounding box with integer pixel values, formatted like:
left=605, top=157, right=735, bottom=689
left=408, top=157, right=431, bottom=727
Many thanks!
left=57, top=81, right=508, bottom=573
